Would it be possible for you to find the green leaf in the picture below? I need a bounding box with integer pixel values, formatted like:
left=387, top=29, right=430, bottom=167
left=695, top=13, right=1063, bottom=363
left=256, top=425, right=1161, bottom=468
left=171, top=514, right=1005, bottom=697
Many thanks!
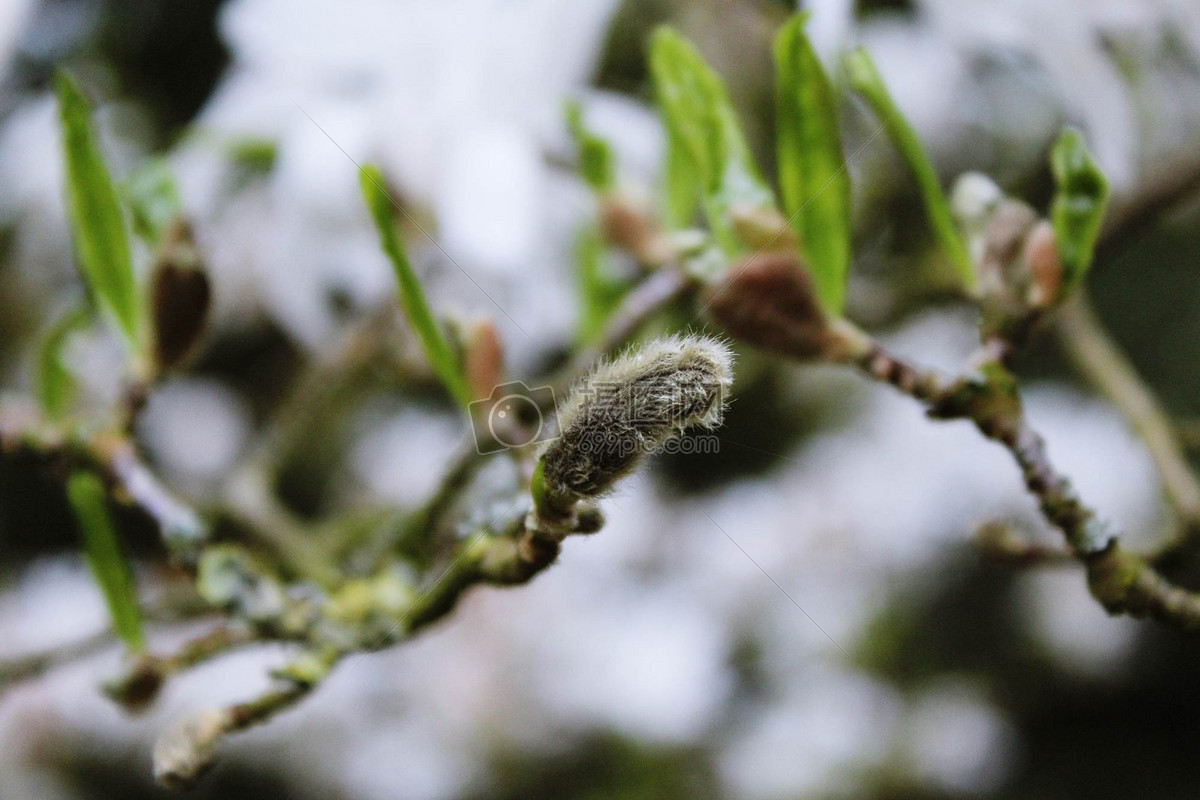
left=575, top=227, right=630, bottom=343
left=36, top=303, right=91, bottom=419
left=845, top=49, right=974, bottom=287
left=1050, top=126, right=1109, bottom=288
left=774, top=14, right=852, bottom=314
left=54, top=72, right=142, bottom=349
left=662, top=128, right=698, bottom=228
left=359, top=165, right=472, bottom=408
left=565, top=100, right=615, bottom=193
left=123, top=158, right=181, bottom=245
left=66, top=471, right=145, bottom=652
left=649, top=27, right=775, bottom=253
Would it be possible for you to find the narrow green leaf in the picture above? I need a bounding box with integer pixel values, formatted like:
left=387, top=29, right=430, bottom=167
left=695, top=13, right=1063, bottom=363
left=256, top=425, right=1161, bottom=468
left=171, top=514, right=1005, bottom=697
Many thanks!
left=565, top=101, right=615, bottom=193
left=359, top=165, right=472, bottom=408
left=66, top=471, right=145, bottom=652
left=649, top=27, right=775, bottom=253
left=1050, top=127, right=1109, bottom=287
left=54, top=72, right=141, bottom=348
left=845, top=49, right=974, bottom=287
left=36, top=303, right=91, bottom=419
left=774, top=14, right=852, bottom=314
left=575, top=227, right=630, bottom=343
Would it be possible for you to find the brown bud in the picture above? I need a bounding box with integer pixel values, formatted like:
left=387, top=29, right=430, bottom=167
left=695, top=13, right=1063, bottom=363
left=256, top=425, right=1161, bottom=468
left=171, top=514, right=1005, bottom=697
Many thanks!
left=150, top=219, right=211, bottom=376
left=599, top=196, right=671, bottom=265
left=1024, top=220, right=1063, bottom=308
left=703, top=251, right=834, bottom=360
left=573, top=501, right=605, bottom=534
left=103, top=654, right=167, bottom=712
left=975, top=199, right=1040, bottom=341
left=462, top=318, right=505, bottom=402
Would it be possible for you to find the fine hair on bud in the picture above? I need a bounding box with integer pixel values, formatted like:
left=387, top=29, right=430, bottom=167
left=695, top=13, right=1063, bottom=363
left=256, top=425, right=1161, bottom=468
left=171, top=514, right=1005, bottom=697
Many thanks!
left=540, top=335, right=733, bottom=500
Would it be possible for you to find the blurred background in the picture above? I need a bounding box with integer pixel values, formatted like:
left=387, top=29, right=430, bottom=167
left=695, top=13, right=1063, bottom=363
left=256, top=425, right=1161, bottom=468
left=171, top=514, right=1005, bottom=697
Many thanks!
left=4, top=0, right=1200, bottom=797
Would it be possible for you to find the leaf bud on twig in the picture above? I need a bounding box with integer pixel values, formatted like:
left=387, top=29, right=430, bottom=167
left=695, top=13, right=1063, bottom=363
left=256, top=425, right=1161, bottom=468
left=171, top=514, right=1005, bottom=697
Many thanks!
left=149, top=218, right=211, bottom=377
left=702, top=251, right=868, bottom=361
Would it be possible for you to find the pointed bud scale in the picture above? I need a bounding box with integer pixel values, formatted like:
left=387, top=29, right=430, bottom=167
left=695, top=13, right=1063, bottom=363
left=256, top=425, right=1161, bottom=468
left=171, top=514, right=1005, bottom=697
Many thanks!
left=150, top=219, right=210, bottom=376
left=540, top=335, right=733, bottom=501
left=1024, top=220, right=1063, bottom=309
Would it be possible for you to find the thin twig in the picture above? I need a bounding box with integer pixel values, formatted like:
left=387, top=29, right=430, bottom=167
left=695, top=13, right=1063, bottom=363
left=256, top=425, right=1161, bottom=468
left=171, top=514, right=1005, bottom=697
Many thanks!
left=850, top=339, right=1200, bottom=629
left=0, top=629, right=114, bottom=694
left=973, top=522, right=1077, bottom=567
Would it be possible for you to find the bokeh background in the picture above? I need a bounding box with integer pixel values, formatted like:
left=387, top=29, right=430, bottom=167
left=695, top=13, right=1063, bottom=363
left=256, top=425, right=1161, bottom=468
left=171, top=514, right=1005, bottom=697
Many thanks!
left=4, top=0, right=1200, bottom=798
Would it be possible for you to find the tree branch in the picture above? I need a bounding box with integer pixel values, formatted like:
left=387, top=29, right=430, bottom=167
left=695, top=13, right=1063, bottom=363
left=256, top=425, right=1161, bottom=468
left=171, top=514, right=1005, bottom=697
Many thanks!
left=848, top=337, right=1200, bottom=629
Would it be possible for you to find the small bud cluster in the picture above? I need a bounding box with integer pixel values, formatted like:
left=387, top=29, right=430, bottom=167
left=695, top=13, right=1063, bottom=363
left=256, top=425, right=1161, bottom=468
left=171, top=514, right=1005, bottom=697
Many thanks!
left=952, top=173, right=1065, bottom=343
left=539, top=335, right=733, bottom=502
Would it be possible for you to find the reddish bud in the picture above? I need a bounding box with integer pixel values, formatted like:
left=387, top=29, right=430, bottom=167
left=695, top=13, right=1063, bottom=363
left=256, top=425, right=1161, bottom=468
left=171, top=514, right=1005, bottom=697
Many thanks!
left=599, top=196, right=671, bottom=265
left=1024, top=220, right=1063, bottom=309
left=463, top=318, right=505, bottom=402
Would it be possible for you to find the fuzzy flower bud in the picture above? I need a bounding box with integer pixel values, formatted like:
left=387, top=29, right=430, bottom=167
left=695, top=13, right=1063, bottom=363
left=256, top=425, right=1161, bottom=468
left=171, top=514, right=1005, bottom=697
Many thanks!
left=539, top=335, right=733, bottom=502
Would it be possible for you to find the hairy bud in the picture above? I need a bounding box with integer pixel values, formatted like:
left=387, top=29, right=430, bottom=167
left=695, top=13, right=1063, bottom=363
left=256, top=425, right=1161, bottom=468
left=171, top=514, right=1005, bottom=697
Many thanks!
left=702, top=252, right=865, bottom=361
left=540, top=335, right=733, bottom=501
